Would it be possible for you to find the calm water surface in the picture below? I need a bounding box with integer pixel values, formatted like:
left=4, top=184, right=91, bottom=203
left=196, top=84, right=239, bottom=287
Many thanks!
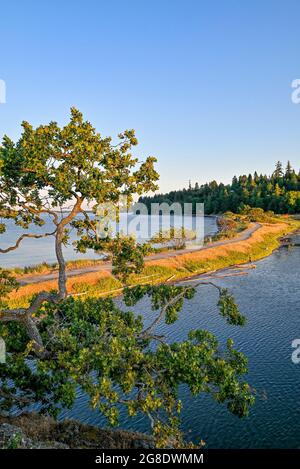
left=4, top=216, right=300, bottom=448
left=0, top=215, right=217, bottom=268
left=60, top=246, right=300, bottom=448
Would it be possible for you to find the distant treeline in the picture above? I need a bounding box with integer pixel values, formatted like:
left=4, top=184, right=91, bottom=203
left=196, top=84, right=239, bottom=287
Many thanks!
left=138, top=161, right=300, bottom=214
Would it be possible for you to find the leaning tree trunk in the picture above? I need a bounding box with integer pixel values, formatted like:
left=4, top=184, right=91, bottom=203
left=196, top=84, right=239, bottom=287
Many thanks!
left=54, top=197, right=82, bottom=299
left=55, top=229, right=67, bottom=299
left=0, top=196, right=82, bottom=354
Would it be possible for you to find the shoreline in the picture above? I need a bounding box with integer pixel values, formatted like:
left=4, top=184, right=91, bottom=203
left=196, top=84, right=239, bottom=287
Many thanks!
left=172, top=223, right=300, bottom=286
left=2, top=221, right=300, bottom=449
left=7, top=218, right=300, bottom=308
left=15, top=222, right=260, bottom=285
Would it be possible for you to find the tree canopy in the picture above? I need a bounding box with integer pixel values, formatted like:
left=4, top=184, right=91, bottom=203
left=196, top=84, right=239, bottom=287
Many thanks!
left=0, top=109, right=254, bottom=447
left=139, top=161, right=300, bottom=214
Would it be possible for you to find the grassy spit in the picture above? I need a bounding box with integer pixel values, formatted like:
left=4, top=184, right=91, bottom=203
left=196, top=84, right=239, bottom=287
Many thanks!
left=8, top=258, right=107, bottom=276
left=7, top=217, right=300, bottom=308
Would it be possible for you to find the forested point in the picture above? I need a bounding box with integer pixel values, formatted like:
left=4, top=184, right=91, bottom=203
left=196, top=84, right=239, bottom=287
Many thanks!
left=139, top=161, right=300, bottom=214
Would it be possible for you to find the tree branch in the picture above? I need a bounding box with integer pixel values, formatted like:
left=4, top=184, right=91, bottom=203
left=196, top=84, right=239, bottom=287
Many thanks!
left=0, top=291, right=60, bottom=356
left=139, top=281, right=224, bottom=339
left=0, top=230, right=57, bottom=254
left=139, top=289, right=189, bottom=338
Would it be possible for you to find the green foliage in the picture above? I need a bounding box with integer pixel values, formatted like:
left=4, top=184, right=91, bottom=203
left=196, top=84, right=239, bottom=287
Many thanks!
left=238, top=206, right=276, bottom=223
left=0, top=109, right=256, bottom=447
left=1, top=109, right=157, bottom=205
left=0, top=270, right=18, bottom=309
left=124, top=284, right=195, bottom=324
left=0, top=107, right=159, bottom=256
left=207, top=214, right=248, bottom=242
left=110, top=236, right=151, bottom=282
left=0, top=290, right=253, bottom=446
left=217, top=289, right=246, bottom=326
left=151, top=227, right=196, bottom=250
left=139, top=161, right=300, bottom=214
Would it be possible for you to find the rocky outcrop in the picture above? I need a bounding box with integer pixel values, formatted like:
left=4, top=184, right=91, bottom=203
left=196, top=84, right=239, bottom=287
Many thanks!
left=0, top=423, right=69, bottom=449
left=0, top=412, right=154, bottom=449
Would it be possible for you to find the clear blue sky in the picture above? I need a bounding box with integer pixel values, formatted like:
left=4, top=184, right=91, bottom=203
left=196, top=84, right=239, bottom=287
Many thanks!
left=1, top=0, right=300, bottom=192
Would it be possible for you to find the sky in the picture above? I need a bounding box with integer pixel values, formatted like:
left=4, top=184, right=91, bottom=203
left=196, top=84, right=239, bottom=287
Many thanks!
left=1, top=0, right=300, bottom=193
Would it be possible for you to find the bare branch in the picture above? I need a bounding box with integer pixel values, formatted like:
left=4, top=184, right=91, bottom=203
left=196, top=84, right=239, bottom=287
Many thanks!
left=138, top=280, right=224, bottom=339
left=0, top=230, right=56, bottom=254
left=139, top=289, right=189, bottom=338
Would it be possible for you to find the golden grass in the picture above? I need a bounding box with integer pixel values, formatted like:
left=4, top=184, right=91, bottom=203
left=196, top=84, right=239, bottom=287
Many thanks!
left=8, top=270, right=111, bottom=308
left=145, top=223, right=287, bottom=271
left=7, top=218, right=300, bottom=308
left=10, top=258, right=107, bottom=277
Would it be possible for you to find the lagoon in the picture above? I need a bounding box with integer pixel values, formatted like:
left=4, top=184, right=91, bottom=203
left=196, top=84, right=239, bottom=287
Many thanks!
left=60, top=245, right=300, bottom=448
left=0, top=215, right=217, bottom=268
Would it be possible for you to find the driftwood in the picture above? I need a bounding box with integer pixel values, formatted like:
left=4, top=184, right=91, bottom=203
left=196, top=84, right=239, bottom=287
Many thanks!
left=228, top=264, right=256, bottom=270
left=178, top=262, right=258, bottom=284
left=179, top=271, right=249, bottom=284
left=166, top=275, right=176, bottom=282
left=196, top=272, right=249, bottom=280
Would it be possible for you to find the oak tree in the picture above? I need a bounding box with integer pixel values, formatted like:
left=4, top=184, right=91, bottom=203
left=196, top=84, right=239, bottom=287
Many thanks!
left=0, top=110, right=254, bottom=447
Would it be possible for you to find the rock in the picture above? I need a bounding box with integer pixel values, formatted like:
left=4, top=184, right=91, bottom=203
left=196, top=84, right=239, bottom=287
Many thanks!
left=0, top=423, right=25, bottom=448
left=0, top=412, right=154, bottom=449
left=0, top=423, right=69, bottom=449
left=132, top=438, right=154, bottom=449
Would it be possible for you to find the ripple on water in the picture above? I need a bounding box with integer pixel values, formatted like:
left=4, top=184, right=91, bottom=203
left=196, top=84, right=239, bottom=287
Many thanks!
left=62, top=246, right=300, bottom=448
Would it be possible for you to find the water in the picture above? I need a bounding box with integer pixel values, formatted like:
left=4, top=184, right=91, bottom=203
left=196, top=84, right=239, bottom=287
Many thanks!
left=3, top=216, right=300, bottom=448
left=0, top=215, right=217, bottom=268
left=59, top=245, right=300, bottom=448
